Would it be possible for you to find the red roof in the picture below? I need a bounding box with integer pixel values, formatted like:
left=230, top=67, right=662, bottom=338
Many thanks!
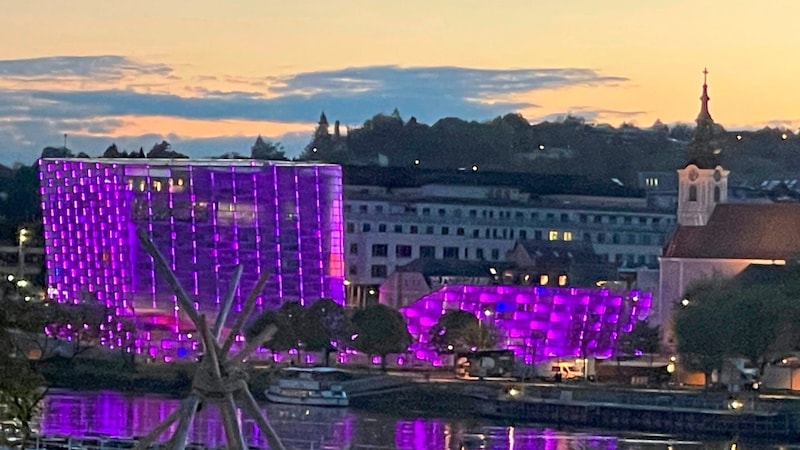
left=664, top=203, right=800, bottom=259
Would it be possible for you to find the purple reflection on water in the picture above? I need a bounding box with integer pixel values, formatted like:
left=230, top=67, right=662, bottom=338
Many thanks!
left=37, top=391, right=721, bottom=449
left=40, top=390, right=356, bottom=449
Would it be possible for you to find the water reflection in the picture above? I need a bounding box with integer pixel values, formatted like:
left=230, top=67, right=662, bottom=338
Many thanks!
left=38, top=390, right=740, bottom=449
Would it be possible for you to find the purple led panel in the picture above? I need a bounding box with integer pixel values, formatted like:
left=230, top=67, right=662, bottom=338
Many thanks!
left=39, top=159, right=345, bottom=357
left=400, top=284, right=651, bottom=365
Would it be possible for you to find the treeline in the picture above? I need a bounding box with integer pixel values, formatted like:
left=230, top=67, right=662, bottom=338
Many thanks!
left=34, top=111, right=800, bottom=187
left=299, top=111, right=800, bottom=186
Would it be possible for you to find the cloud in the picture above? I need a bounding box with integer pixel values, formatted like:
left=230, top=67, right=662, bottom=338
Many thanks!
left=271, top=65, right=627, bottom=99
left=0, top=55, right=172, bottom=82
left=0, top=56, right=631, bottom=164
left=0, top=60, right=628, bottom=124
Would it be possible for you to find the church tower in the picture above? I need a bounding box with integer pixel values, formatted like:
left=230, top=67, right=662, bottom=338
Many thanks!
left=677, top=69, right=729, bottom=226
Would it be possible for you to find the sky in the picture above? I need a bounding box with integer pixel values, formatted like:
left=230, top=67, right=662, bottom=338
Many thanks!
left=2, top=0, right=800, bottom=165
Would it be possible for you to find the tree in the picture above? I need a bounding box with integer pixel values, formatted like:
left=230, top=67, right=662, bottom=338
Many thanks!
left=217, top=152, right=246, bottom=159
left=672, top=272, right=800, bottom=385
left=349, top=304, right=411, bottom=371
left=674, top=277, right=737, bottom=384
left=668, top=123, right=694, bottom=141
left=429, top=310, right=495, bottom=354
left=40, top=146, right=73, bottom=159
left=299, top=112, right=333, bottom=161
left=726, top=283, right=800, bottom=377
left=617, top=320, right=661, bottom=356
left=0, top=356, right=47, bottom=443
left=246, top=301, right=306, bottom=363
left=147, top=140, right=188, bottom=159
left=45, top=303, right=110, bottom=359
left=302, top=298, right=347, bottom=366
left=102, top=144, right=122, bottom=158
left=251, top=136, right=287, bottom=161
left=0, top=298, right=48, bottom=443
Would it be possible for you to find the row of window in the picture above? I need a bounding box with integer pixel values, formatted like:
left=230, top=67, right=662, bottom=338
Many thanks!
left=353, top=242, right=659, bottom=265
left=352, top=243, right=502, bottom=261
left=348, top=222, right=664, bottom=246
left=353, top=252, right=659, bottom=279
left=346, top=222, right=576, bottom=241
left=345, top=203, right=672, bottom=226
left=584, top=232, right=665, bottom=246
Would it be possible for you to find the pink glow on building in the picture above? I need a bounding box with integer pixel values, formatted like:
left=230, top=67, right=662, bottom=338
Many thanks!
left=401, top=285, right=650, bottom=365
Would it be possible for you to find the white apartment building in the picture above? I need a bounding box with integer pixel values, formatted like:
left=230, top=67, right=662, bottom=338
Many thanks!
left=343, top=183, right=676, bottom=307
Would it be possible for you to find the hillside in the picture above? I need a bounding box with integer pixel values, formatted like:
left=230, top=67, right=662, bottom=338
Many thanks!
left=301, top=112, right=800, bottom=187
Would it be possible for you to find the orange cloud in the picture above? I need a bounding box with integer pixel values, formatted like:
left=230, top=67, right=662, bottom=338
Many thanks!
left=104, top=115, right=314, bottom=139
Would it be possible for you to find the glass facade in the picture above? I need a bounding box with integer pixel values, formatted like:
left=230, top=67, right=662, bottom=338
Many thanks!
left=401, top=285, right=650, bottom=366
left=39, top=159, right=345, bottom=336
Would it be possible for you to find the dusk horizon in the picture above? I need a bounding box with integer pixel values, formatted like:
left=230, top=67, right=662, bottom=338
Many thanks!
left=4, top=1, right=800, bottom=165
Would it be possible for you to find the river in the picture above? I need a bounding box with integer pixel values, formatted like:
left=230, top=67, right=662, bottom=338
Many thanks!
left=35, top=390, right=761, bottom=449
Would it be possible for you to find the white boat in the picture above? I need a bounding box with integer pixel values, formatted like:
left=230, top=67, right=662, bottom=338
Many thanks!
left=265, top=367, right=350, bottom=407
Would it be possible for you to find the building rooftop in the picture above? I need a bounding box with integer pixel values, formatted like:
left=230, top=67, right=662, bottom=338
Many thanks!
left=40, top=158, right=340, bottom=168
left=396, top=258, right=513, bottom=277
left=663, top=203, right=800, bottom=259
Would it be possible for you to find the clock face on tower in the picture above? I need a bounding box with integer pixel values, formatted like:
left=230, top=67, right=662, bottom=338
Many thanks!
left=688, top=169, right=699, bottom=181
left=714, top=170, right=721, bottom=182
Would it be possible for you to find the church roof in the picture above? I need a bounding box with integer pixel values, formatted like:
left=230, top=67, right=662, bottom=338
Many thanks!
left=663, top=203, right=800, bottom=259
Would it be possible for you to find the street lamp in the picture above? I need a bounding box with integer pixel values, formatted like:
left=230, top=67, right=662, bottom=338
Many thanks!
left=17, top=227, right=28, bottom=279
left=479, top=309, right=493, bottom=349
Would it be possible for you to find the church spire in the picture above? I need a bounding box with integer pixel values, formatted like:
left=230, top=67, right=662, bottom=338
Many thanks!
left=696, top=68, right=713, bottom=124
left=686, top=68, right=722, bottom=169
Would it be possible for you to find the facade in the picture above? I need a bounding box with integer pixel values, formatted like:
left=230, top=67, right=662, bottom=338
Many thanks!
left=401, top=284, right=651, bottom=366
left=344, top=183, right=675, bottom=307
left=39, top=159, right=345, bottom=347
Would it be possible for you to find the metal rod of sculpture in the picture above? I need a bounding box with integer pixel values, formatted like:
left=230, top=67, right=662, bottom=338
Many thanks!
left=133, top=228, right=286, bottom=450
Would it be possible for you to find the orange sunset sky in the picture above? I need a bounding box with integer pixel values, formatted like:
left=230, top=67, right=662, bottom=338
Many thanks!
left=2, top=0, right=799, bottom=163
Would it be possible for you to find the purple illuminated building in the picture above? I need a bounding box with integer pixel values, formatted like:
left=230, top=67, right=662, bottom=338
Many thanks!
left=401, top=285, right=650, bottom=366
left=39, top=158, right=345, bottom=357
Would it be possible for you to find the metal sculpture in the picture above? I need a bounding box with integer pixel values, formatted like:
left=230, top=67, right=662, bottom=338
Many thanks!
left=133, top=228, right=286, bottom=450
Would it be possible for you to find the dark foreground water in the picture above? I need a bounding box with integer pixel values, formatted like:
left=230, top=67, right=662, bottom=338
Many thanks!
left=37, top=390, right=771, bottom=449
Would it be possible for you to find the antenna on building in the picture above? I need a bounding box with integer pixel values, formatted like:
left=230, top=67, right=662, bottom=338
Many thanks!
left=64, top=133, right=68, bottom=148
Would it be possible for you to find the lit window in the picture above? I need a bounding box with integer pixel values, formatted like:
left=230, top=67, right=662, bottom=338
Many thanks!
left=539, top=275, right=549, bottom=285
left=563, top=231, right=573, bottom=241
left=558, top=275, right=568, bottom=286
left=548, top=230, right=558, bottom=241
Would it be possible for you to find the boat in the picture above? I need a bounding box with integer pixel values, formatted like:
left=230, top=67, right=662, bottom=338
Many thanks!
left=265, top=367, right=351, bottom=407
left=473, top=382, right=800, bottom=439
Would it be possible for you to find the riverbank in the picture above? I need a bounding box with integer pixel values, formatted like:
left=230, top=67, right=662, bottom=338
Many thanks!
left=30, top=358, right=800, bottom=441
left=36, top=357, right=194, bottom=397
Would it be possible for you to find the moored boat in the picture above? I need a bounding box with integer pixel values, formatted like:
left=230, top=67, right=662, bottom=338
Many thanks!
left=265, top=367, right=350, bottom=407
